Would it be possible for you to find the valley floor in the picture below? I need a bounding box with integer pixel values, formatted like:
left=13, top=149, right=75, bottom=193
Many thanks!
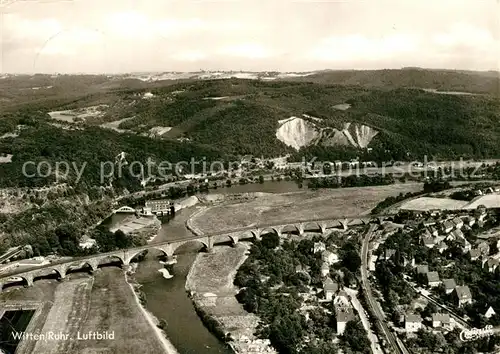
left=185, top=243, right=276, bottom=353
left=0, top=269, right=168, bottom=354
left=191, top=183, right=424, bottom=234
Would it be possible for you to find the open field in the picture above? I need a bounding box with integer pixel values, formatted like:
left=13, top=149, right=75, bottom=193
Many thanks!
left=186, top=244, right=248, bottom=294
left=191, top=184, right=424, bottom=234
left=399, top=197, right=469, bottom=211
left=0, top=270, right=167, bottom=354
left=186, top=244, right=272, bottom=352
left=464, top=194, right=500, bottom=209
left=30, top=278, right=93, bottom=354
left=71, top=268, right=167, bottom=354
left=400, top=192, right=500, bottom=212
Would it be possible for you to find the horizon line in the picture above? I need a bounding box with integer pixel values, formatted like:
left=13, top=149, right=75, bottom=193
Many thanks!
left=1, top=67, right=499, bottom=76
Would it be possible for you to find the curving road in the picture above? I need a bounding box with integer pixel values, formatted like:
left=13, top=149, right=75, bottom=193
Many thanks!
left=361, top=224, right=410, bottom=354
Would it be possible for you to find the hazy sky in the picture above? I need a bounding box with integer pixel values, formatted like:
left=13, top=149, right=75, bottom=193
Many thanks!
left=1, top=0, right=499, bottom=73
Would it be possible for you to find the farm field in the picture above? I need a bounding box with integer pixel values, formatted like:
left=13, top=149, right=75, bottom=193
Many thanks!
left=0, top=269, right=166, bottom=354
left=399, top=197, right=469, bottom=211
left=191, top=183, right=424, bottom=234
left=71, top=268, right=167, bottom=354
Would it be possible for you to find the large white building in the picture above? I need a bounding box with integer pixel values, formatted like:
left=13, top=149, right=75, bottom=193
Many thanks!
left=145, top=199, right=171, bottom=214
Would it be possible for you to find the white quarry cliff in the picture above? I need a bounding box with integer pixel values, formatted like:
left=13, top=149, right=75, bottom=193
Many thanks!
left=276, top=116, right=320, bottom=150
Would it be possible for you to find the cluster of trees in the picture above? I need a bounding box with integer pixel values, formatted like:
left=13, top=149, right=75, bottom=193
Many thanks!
left=0, top=199, right=113, bottom=257
left=233, top=233, right=370, bottom=353
left=449, top=189, right=478, bottom=201
left=371, top=191, right=423, bottom=214
left=89, top=225, right=145, bottom=253
left=423, top=179, right=452, bottom=193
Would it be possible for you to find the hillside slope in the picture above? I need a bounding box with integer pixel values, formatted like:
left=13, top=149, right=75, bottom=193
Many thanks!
left=1, top=72, right=500, bottom=174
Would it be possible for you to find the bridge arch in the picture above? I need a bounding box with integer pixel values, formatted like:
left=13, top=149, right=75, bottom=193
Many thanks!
left=212, top=234, right=235, bottom=246
left=302, top=221, right=323, bottom=233
left=260, top=227, right=279, bottom=237
left=1, top=275, right=31, bottom=291
left=65, top=261, right=97, bottom=275
left=124, top=249, right=149, bottom=265
left=115, top=206, right=135, bottom=213
left=281, top=224, right=301, bottom=235
left=33, top=268, right=63, bottom=282
left=170, top=240, right=210, bottom=256
left=96, top=255, right=125, bottom=268
left=238, top=230, right=258, bottom=241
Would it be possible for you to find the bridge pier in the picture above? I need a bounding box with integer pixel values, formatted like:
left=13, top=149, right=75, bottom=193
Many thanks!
left=25, top=274, right=34, bottom=287
left=54, top=265, right=67, bottom=279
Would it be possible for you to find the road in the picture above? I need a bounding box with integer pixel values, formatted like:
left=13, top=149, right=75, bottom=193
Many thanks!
left=361, top=224, right=411, bottom=354
left=403, top=280, right=470, bottom=329
left=0, top=246, right=23, bottom=264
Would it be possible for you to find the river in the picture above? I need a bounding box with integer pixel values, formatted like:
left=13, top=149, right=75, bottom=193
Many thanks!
left=105, top=180, right=302, bottom=353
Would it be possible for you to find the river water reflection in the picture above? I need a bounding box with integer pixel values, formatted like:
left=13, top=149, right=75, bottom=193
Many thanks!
left=106, top=181, right=301, bottom=353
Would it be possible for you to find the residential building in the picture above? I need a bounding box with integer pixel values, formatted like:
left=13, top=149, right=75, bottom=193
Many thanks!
left=452, top=217, right=464, bottom=230
left=422, top=237, right=435, bottom=249
left=383, top=249, right=396, bottom=261
left=420, top=229, right=432, bottom=240
left=432, top=313, right=453, bottom=329
left=313, top=242, right=326, bottom=254
left=429, top=226, right=439, bottom=237
left=333, top=290, right=351, bottom=308
left=455, top=286, right=473, bottom=307
left=464, top=216, right=476, bottom=227
left=485, top=306, right=496, bottom=319
left=369, top=255, right=378, bottom=272
left=323, top=277, right=338, bottom=301
left=477, top=241, right=490, bottom=256
left=426, top=271, right=441, bottom=287
left=452, top=229, right=465, bottom=240
left=321, top=250, right=339, bottom=265
left=402, top=256, right=415, bottom=268
left=456, top=237, right=471, bottom=253
left=320, top=262, right=330, bottom=277
left=469, top=249, right=481, bottom=261
left=416, top=264, right=429, bottom=274
left=405, top=314, right=423, bottom=333
left=437, top=242, right=448, bottom=254
left=442, top=220, right=454, bottom=234
left=422, top=219, right=436, bottom=227
left=485, top=258, right=499, bottom=273
left=442, top=279, right=457, bottom=295
left=295, top=264, right=307, bottom=274
left=335, top=307, right=355, bottom=335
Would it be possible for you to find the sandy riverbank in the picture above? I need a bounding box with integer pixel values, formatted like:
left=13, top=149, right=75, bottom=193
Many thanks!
left=185, top=244, right=276, bottom=353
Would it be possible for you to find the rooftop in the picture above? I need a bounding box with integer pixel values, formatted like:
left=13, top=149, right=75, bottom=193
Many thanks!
left=405, top=314, right=423, bottom=323
left=336, top=307, right=355, bottom=323
left=432, top=313, right=451, bottom=323
left=442, top=278, right=457, bottom=290
left=416, top=264, right=429, bottom=274
left=455, top=285, right=472, bottom=299
left=427, top=271, right=440, bottom=282
left=323, top=277, right=339, bottom=292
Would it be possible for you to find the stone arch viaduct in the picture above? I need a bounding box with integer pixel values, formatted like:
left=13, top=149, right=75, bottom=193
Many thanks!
left=0, top=214, right=393, bottom=292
